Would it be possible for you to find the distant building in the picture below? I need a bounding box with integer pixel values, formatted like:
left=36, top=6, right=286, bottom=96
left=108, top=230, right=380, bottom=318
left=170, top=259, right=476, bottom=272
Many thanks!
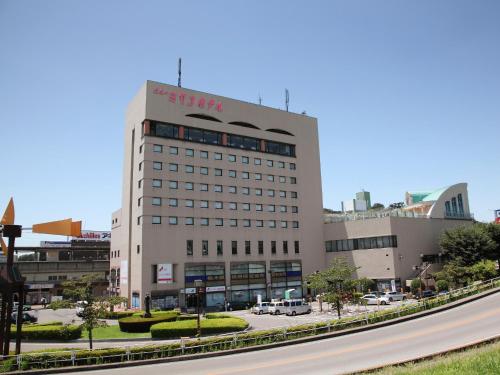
left=356, top=190, right=371, bottom=209
left=341, top=190, right=371, bottom=213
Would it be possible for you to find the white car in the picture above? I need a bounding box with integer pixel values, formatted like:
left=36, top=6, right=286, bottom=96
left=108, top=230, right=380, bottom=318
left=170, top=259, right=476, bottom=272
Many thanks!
left=362, top=294, right=390, bottom=305
left=284, top=299, right=312, bottom=316
left=380, top=291, right=407, bottom=302
left=251, top=302, right=270, bottom=315
left=76, top=301, right=88, bottom=317
left=268, top=301, right=285, bottom=315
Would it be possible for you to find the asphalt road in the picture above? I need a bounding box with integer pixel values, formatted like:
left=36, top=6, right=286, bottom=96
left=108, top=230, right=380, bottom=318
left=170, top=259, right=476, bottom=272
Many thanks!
left=76, top=291, right=500, bottom=375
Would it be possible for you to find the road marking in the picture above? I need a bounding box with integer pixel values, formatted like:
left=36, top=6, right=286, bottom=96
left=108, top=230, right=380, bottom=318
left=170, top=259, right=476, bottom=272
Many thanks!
left=206, top=307, right=500, bottom=375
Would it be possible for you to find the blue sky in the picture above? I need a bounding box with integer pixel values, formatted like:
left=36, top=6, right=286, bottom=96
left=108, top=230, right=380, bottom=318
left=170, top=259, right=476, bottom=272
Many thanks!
left=1, top=0, right=499, bottom=245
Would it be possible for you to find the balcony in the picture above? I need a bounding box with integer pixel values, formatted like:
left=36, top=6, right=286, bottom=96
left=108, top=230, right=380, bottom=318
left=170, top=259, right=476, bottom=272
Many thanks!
left=15, top=261, right=109, bottom=273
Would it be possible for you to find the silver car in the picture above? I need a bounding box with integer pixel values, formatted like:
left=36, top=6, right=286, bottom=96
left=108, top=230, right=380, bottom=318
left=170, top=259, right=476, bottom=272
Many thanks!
left=251, top=302, right=270, bottom=315
left=381, top=291, right=406, bottom=302
left=362, top=294, right=391, bottom=305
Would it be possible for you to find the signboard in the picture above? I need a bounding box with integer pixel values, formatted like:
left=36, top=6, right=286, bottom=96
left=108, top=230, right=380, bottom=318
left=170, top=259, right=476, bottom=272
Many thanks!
left=73, top=230, right=111, bottom=241
left=391, top=279, right=397, bottom=292
left=120, top=260, right=128, bottom=285
left=27, top=284, right=54, bottom=290
left=206, top=286, right=226, bottom=293
left=153, top=87, right=223, bottom=112
left=157, top=263, right=173, bottom=284
left=40, top=241, right=71, bottom=248
left=495, top=209, right=500, bottom=224
left=185, top=288, right=196, bottom=294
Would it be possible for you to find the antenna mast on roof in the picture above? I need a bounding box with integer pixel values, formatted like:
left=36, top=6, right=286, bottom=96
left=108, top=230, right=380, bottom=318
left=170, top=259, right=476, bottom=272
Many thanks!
left=285, top=89, right=289, bottom=112
left=178, top=58, right=182, bottom=87
left=258, top=93, right=262, bottom=105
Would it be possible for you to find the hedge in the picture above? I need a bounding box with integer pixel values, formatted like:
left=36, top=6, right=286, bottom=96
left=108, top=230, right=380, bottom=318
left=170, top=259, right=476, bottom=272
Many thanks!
left=150, top=317, right=248, bottom=339
left=176, top=315, right=198, bottom=321
left=204, top=313, right=232, bottom=319
left=98, top=311, right=135, bottom=319
left=48, top=300, right=75, bottom=310
left=118, top=312, right=179, bottom=333
left=10, top=324, right=82, bottom=340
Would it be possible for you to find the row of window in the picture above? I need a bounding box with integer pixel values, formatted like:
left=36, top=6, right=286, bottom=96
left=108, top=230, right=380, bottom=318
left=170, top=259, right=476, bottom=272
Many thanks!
left=142, top=179, right=298, bottom=198
left=142, top=216, right=300, bottom=228
left=148, top=121, right=296, bottom=157
left=142, top=161, right=297, bottom=184
left=141, top=197, right=299, bottom=213
left=186, top=240, right=300, bottom=256
left=142, top=143, right=298, bottom=170
left=325, top=235, right=398, bottom=252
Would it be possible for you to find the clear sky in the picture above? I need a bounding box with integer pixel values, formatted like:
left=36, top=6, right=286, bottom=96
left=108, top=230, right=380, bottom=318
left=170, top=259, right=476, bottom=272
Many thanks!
left=1, top=0, right=499, bottom=246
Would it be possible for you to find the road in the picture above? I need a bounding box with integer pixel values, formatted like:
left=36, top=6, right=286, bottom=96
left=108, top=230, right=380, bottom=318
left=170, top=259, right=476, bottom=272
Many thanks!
left=76, top=292, right=500, bottom=375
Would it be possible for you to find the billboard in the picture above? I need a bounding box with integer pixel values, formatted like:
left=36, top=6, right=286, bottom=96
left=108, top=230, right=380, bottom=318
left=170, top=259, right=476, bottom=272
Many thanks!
left=495, top=209, right=500, bottom=224
left=157, top=263, right=173, bottom=284
left=73, top=230, right=111, bottom=241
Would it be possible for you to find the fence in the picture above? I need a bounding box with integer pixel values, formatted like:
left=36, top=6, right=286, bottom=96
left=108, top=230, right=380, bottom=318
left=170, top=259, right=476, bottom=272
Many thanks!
left=1, top=277, right=499, bottom=373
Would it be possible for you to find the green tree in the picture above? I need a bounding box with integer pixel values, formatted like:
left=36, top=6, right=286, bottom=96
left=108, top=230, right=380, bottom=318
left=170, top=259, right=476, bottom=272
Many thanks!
left=439, top=225, right=496, bottom=266
left=371, top=203, right=385, bottom=210
left=435, top=280, right=449, bottom=292
left=356, top=277, right=376, bottom=293
left=305, top=258, right=358, bottom=319
left=483, top=223, right=500, bottom=261
left=62, top=274, right=106, bottom=349
left=410, top=278, right=424, bottom=295
left=433, top=261, right=470, bottom=289
left=469, top=260, right=497, bottom=281
left=104, top=296, right=128, bottom=313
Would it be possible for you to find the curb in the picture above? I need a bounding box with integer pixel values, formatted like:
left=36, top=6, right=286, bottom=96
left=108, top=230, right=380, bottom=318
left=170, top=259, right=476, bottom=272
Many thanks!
left=6, top=287, right=500, bottom=374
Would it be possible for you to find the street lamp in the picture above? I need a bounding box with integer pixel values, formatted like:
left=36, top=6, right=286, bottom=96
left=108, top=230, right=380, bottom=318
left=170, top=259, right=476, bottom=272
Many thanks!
left=194, top=279, right=203, bottom=338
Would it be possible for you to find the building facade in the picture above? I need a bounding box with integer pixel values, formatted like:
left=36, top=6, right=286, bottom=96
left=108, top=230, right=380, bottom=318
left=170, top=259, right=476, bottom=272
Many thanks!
left=111, top=81, right=325, bottom=309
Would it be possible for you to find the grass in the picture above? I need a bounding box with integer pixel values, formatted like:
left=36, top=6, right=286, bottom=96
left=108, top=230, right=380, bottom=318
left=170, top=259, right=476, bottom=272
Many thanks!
left=375, top=341, right=500, bottom=374
left=81, top=325, right=151, bottom=339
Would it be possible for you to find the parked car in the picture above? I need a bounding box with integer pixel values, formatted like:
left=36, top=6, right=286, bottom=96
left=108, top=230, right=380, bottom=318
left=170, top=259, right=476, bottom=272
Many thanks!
left=416, top=290, right=436, bottom=299
left=251, top=302, right=270, bottom=315
left=268, top=301, right=285, bottom=315
left=11, top=311, right=37, bottom=324
left=284, top=299, right=312, bottom=316
left=76, top=301, right=88, bottom=317
left=362, top=294, right=391, bottom=305
left=13, top=302, right=32, bottom=311
left=381, top=291, right=406, bottom=302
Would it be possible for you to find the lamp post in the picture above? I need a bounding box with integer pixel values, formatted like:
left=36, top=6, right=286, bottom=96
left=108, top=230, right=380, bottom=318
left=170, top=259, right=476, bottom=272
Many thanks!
left=194, top=279, right=203, bottom=338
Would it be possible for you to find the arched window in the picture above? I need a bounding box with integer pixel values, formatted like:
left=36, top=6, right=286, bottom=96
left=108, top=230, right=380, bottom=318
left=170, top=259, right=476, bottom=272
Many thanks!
left=228, top=121, right=261, bottom=130
left=266, top=128, right=294, bottom=136
left=186, top=113, right=222, bottom=123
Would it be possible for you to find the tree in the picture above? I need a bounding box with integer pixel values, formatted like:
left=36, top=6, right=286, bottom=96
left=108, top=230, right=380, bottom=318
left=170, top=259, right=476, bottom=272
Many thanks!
left=356, top=277, right=376, bottom=293
left=305, top=258, right=358, bottom=319
left=62, top=274, right=106, bottom=349
left=410, top=278, right=424, bottom=294
left=371, top=203, right=385, bottom=211
left=482, top=223, right=500, bottom=261
left=435, top=280, right=449, bottom=292
left=469, top=260, right=497, bottom=281
left=433, top=260, right=470, bottom=288
left=439, top=225, right=496, bottom=266
left=104, top=296, right=128, bottom=313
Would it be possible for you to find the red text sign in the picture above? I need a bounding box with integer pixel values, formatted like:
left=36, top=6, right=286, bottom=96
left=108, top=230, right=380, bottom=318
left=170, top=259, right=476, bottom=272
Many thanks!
left=153, top=87, right=223, bottom=112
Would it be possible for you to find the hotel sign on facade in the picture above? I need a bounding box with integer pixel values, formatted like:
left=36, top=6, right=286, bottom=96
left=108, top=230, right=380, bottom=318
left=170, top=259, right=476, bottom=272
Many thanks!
left=153, top=87, right=223, bottom=112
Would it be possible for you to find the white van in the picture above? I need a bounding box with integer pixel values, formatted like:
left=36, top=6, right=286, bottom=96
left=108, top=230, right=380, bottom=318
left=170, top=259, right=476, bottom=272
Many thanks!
left=284, top=299, right=311, bottom=316
left=251, top=302, right=270, bottom=315
left=268, top=301, right=285, bottom=315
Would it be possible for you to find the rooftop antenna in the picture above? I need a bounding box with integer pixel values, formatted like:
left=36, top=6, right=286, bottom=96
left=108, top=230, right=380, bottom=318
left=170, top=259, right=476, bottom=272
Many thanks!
left=258, top=93, right=262, bottom=105
left=285, top=89, right=289, bottom=112
left=177, top=58, right=182, bottom=87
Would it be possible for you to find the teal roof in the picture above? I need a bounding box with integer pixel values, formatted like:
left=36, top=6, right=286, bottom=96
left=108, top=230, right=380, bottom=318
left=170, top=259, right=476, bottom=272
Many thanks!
left=408, top=192, right=432, bottom=204
left=421, top=186, right=451, bottom=202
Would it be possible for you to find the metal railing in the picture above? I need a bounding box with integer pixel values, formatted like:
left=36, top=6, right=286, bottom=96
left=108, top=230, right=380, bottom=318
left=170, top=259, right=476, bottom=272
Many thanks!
left=1, top=277, right=499, bottom=373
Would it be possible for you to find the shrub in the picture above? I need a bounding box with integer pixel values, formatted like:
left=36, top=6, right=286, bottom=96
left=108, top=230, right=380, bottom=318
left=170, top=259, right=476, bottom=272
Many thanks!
left=411, top=278, right=424, bottom=293
left=436, top=279, right=449, bottom=292
left=176, top=314, right=198, bottom=321
left=151, top=317, right=248, bottom=339
left=98, top=311, right=135, bottom=319
left=204, top=313, right=232, bottom=319
left=48, top=300, right=74, bottom=310
left=118, top=311, right=179, bottom=333
left=11, top=324, right=82, bottom=340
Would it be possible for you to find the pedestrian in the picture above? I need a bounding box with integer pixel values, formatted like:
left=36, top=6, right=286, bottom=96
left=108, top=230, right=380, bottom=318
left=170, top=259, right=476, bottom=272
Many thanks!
left=41, top=297, right=47, bottom=309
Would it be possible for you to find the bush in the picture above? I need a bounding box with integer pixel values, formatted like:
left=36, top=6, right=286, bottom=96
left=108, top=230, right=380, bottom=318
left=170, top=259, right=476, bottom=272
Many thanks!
left=48, top=300, right=74, bottom=310
left=98, top=311, right=135, bottom=319
left=436, top=279, right=449, bottom=292
left=176, top=314, right=198, bottom=321
left=118, top=311, right=179, bottom=333
left=11, top=324, right=82, bottom=340
left=204, top=313, right=232, bottom=319
left=151, top=317, right=248, bottom=339
left=411, top=278, right=424, bottom=293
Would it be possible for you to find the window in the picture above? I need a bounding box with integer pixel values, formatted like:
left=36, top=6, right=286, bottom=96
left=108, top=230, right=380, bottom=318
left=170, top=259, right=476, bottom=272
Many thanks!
left=200, top=200, right=209, bottom=208
left=255, top=173, right=262, bottom=180
left=292, top=221, right=299, bottom=228
left=267, top=175, right=274, bottom=182
left=185, top=199, right=194, bottom=208
left=243, top=203, right=250, bottom=211
left=281, top=221, right=288, bottom=228
left=242, top=187, right=250, bottom=195
left=185, top=217, right=194, bottom=225
left=267, top=205, right=275, bottom=212
left=256, top=220, right=264, bottom=227
left=186, top=148, right=194, bottom=157
left=245, top=241, right=251, bottom=254
left=279, top=191, right=286, bottom=198
left=230, top=219, right=238, bottom=227
left=241, top=156, right=249, bottom=164
left=292, top=206, right=298, bottom=213
left=242, top=171, right=249, bottom=179
left=153, top=162, right=163, bottom=170
left=202, top=240, right=208, bottom=256
left=280, top=205, right=287, bottom=213
left=271, top=241, right=276, bottom=254
left=294, top=241, right=300, bottom=254
left=187, top=240, right=193, bottom=256
left=229, top=202, right=237, bottom=210
left=214, top=152, right=222, bottom=160
left=169, top=180, right=178, bottom=189
left=215, top=201, right=223, bottom=209
left=291, top=191, right=298, bottom=198
left=138, top=197, right=142, bottom=207
left=139, top=179, right=143, bottom=188
left=167, top=198, right=177, bottom=207
left=267, top=160, right=273, bottom=167
left=279, top=176, right=286, bottom=183
left=215, top=168, right=222, bottom=176
left=228, top=170, right=237, bottom=178
left=256, top=204, right=263, bottom=211
left=290, top=163, right=296, bottom=170
left=200, top=183, right=208, bottom=191
left=153, top=144, right=163, bottom=153
left=169, top=216, right=178, bottom=225
left=215, top=218, right=224, bottom=226
left=217, top=240, right=223, bottom=255
left=229, top=186, right=237, bottom=194
left=268, top=220, right=276, bottom=228
left=200, top=218, right=209, bottom=226
left=185, top=182, right=193, bottom=190
left=228, top=154, right=236, bottom=162
left=278, top=161, right=285, bottom=168
left=169, top=146, right=178, bottom=155
left=185, top=165, right=194, bottom=173
left=255, top=188, right=262, bottom=196
left=214, top=184, right=223, bottom=193
left=200, top=167, right=208, bottom=175
left=139, top=144, right=143, bottom=154
left=139, top=162, right=142, bottom=171
left=137, top=216, right=141, bottom=225
left=152, top=216, right=162, bottom=224
left=150, top=121, right=179, bottom=138
left=283, top=241, right=288, bottom=254
left=169, top=163, right=178, bottom=172
left=200, top=150, right=208, bottom=159
left=268, top=189, right=275, bottom=197
left=232, top=241, right=238, bottom=255
left=254, top=158, right=261, bottom=165
left=258, top=241, right=264, bottom=255
left=243, top=219, right=251, bottom=227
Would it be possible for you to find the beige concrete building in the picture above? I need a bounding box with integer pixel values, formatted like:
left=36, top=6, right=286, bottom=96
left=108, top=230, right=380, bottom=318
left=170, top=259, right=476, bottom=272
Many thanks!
left=111, top=81, right=325, bottom=309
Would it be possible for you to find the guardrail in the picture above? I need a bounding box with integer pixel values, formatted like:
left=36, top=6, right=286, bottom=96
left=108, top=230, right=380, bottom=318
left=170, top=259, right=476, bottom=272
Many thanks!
left=1, top=276, right=499, bottom=373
